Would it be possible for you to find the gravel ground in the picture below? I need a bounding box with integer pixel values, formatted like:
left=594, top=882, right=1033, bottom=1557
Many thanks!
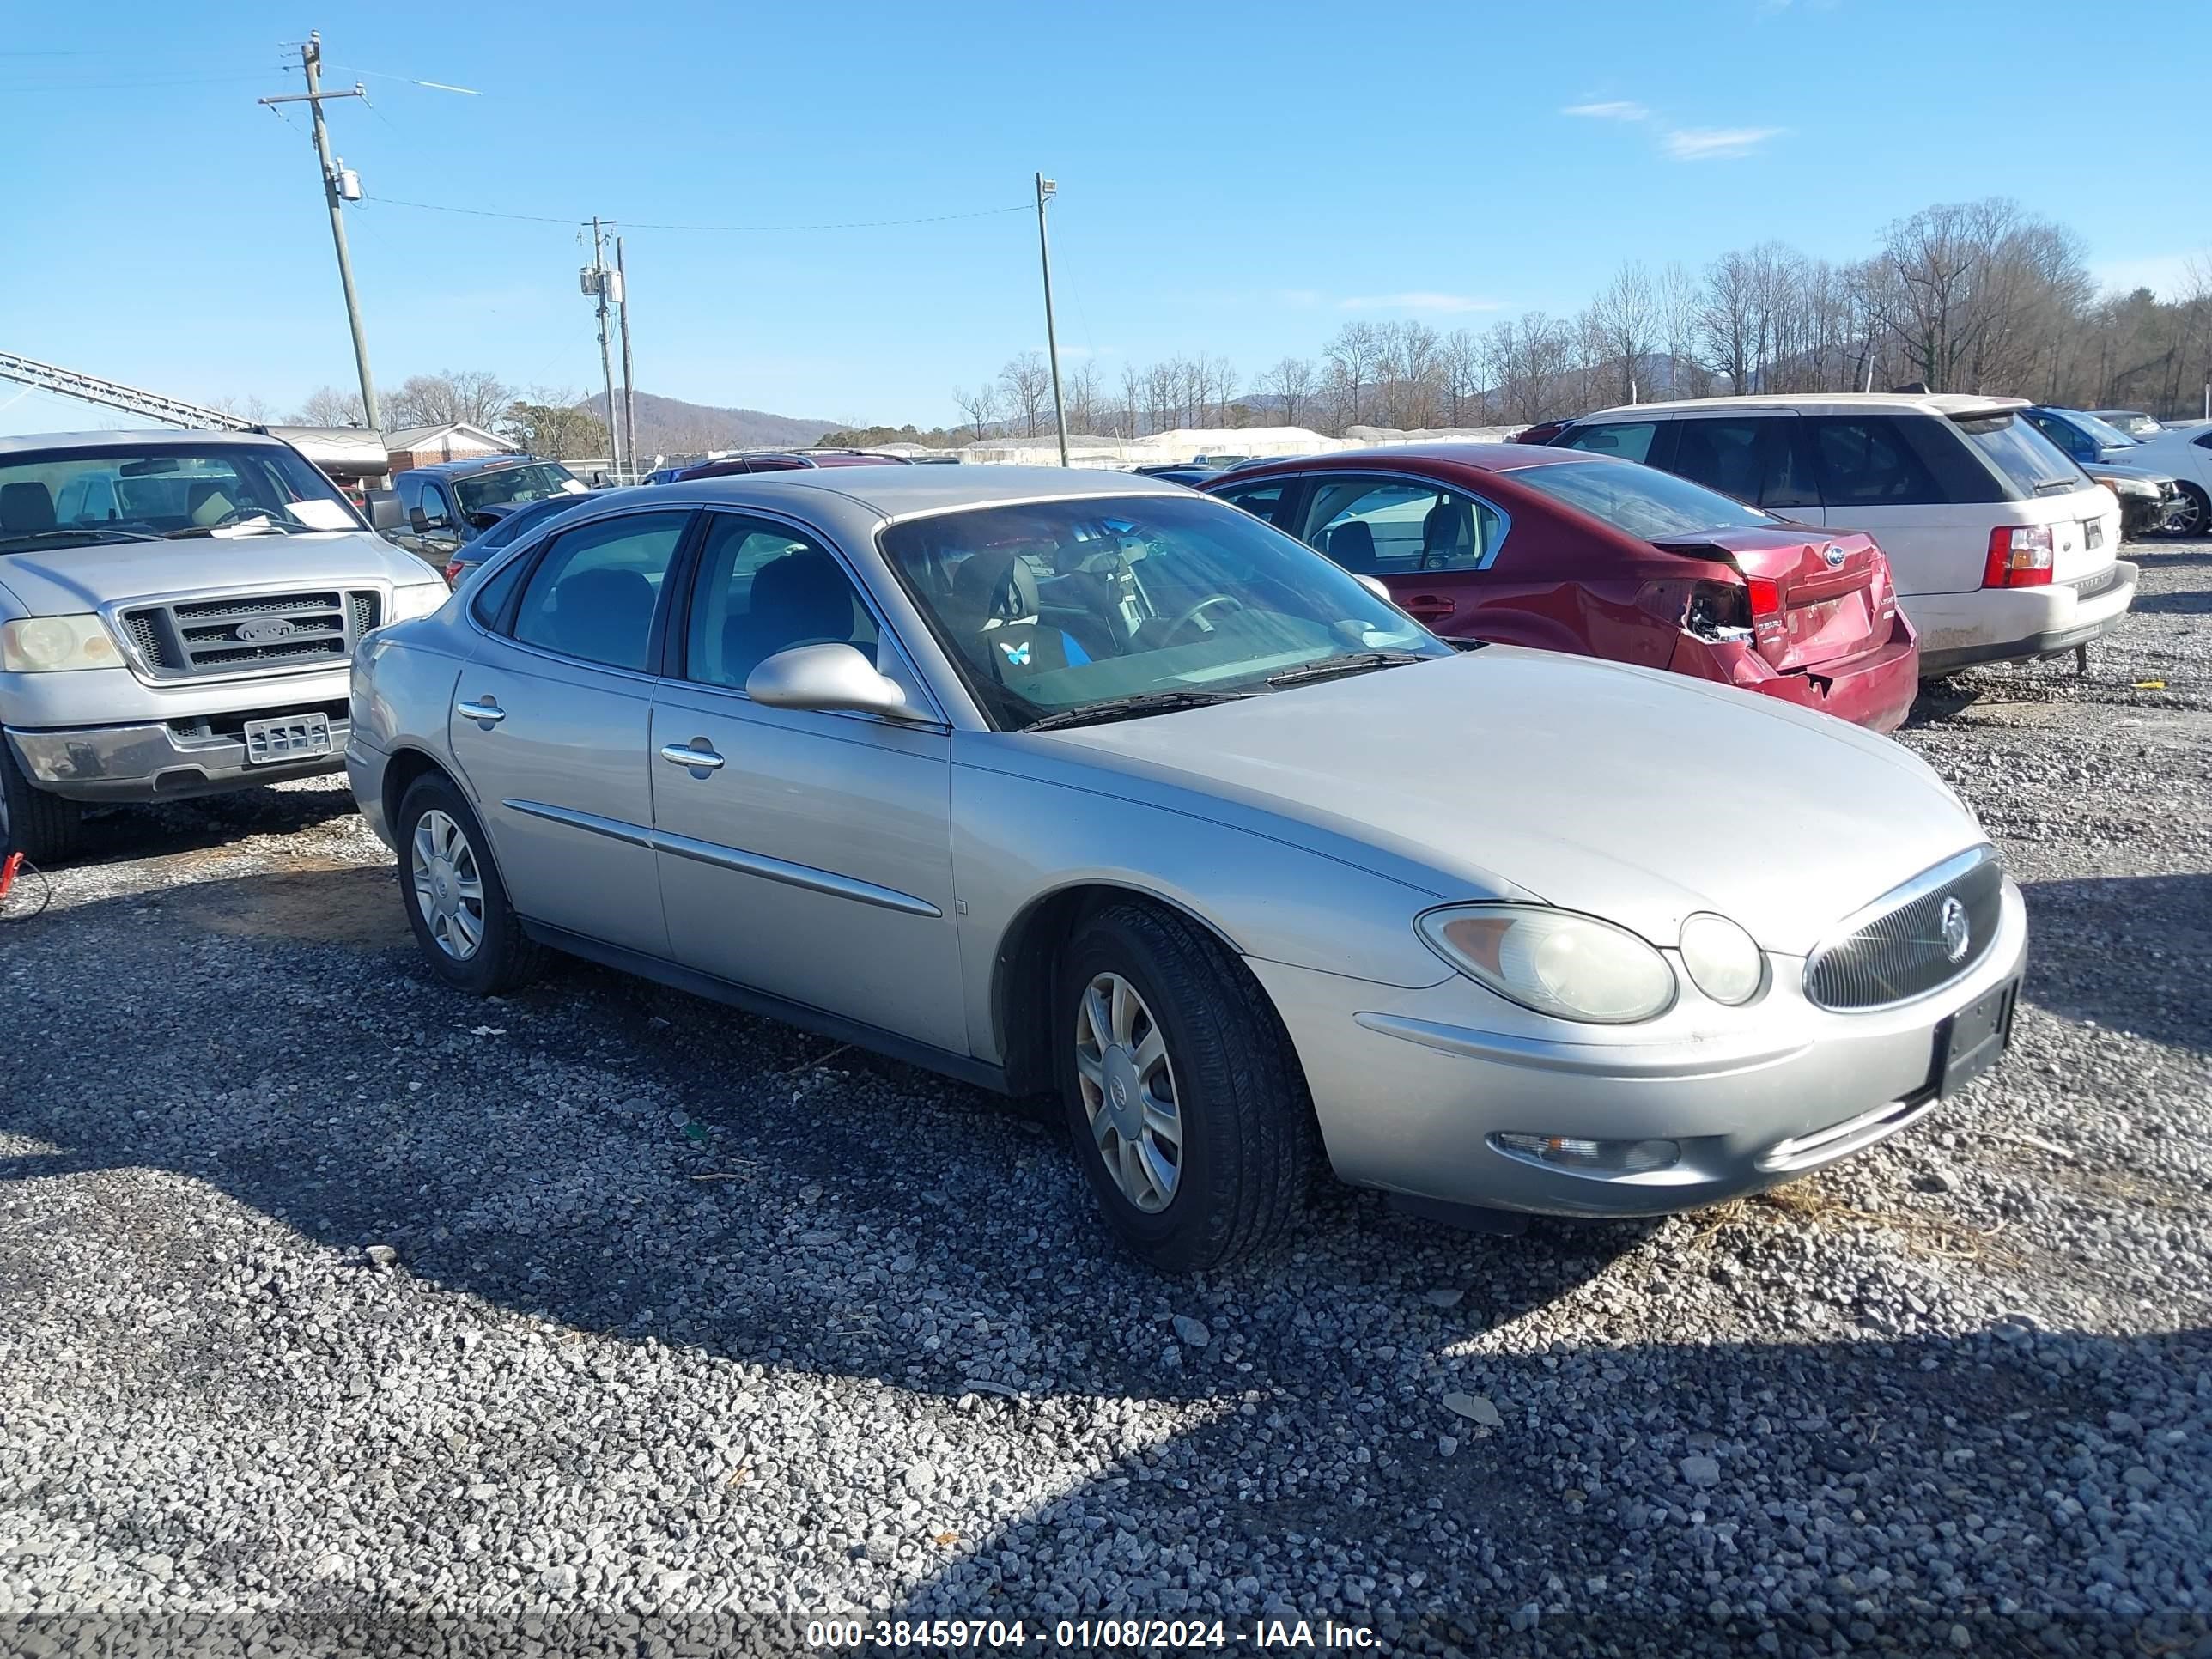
left=2, top=543, right=2208, bottom=1658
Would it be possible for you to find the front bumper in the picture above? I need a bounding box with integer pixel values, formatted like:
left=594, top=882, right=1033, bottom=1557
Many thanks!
left=1250, top=877, right=2027, bottom=1218
left=1910, top=562, right=2138, bottom=675
left=6, top=713, right=349, bottom=802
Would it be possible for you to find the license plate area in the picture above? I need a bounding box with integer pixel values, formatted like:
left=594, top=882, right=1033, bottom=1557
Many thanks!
left=1934, top=979, right=2018, bottom=1097
left=242, top=711, right=333, bottom=765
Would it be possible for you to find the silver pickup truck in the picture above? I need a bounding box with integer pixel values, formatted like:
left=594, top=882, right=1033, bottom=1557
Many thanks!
left=0, top=429, right=448, bottom=862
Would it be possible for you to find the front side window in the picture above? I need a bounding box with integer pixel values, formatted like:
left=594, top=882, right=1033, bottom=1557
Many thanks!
left=0, top=441, right=362, bottom=555
left=509, top=511, right=689, bottom=671
left=453, top=461, right=584, bottom=517
left=1558, top=422, right=1657, bottom=464
left=684, top=514, right=879, bottom=690
left=1300, top=477, right=1504, bottom=573
left=878, top=494, right=1445, bottom=730
left=1212, top=479, right=1297, bottom=531
left=1499, top=458, right=1771, bottom=538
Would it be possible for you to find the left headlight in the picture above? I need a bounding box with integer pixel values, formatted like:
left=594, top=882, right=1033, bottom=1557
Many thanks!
left=386, top=583, right=449, bottom=623
left=1417, top=905, right=1676, bottom=1024
left=0, top=614, right=123, bottom=673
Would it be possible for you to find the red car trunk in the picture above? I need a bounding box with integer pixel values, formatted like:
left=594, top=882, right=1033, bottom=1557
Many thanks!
left=1656, top=529, right=1893, bottom=675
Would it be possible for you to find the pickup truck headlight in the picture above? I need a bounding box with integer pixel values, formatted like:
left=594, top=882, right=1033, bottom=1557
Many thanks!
left=386, top=583, right=449, bottom=623
left=1417, top=904, right=1676, bottom=1024
left=0, top=614, right=123, bottom=673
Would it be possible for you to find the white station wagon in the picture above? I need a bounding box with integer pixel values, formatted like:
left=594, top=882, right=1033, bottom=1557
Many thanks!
left=1551, top=394, right=2136, bottom=675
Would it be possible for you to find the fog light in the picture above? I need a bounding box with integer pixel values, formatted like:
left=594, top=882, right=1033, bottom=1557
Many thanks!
left=1493, top=1133, right=1681, bottom=1174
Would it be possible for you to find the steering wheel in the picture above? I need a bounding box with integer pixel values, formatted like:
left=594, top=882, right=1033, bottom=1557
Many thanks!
left=210, top=504, right=283, bottom=527
left=1159, top=592, right=1246, bottom=646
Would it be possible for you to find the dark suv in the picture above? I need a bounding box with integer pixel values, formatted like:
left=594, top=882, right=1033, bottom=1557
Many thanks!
left=387, top=457, right=586, bottom=565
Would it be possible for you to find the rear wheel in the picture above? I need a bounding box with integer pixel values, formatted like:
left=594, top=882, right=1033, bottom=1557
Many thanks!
left=394, top=773, right=544, bottom=995
left=1054, top=901, right=1316, bottom=1272
left=2165, top=482, right=2209, bottom=538
left=0, top=739, right=82, bottom=866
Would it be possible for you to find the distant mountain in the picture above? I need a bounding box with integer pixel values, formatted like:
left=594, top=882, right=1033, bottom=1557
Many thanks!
left=579, top=390, right=848, bottom=458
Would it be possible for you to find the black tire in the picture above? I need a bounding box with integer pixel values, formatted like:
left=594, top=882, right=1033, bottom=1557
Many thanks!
left=1054, top=901, right=1317, bottom=1272
left=0, top=738, right=82, bottom=866
left=2165, top=482, right=2209, bottom=539
left=393, top=772, right=546, bottom=995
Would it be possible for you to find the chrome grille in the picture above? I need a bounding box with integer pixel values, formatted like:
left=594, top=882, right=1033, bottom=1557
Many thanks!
left=118, top=589, right=379, bottom=680
left=1803, top=848, right=2005, bottom=1012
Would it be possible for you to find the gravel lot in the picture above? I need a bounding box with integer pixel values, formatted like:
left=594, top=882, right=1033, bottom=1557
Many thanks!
left=3, top=543, right=2207, bottom=1657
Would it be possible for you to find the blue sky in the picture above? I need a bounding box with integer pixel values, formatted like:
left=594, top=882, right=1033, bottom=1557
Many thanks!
left=3, top=0, right=2207, bottom=438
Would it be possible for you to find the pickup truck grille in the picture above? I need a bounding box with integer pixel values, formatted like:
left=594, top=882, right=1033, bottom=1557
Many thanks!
left=119, top=590, right=381, bottom=680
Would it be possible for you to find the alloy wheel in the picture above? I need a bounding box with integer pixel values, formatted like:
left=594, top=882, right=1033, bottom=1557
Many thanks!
left=410, top=808, right=486, bottom=961
left=2171, top=486, right=2208, bottom=538
left=1073, top=971, right=1184, bottom=1212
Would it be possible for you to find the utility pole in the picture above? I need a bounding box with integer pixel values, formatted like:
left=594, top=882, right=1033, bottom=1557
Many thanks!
left=260, top=33, right=379, bottom=431
left=585, top=217, right=623, bottom=481
left=1035, top=173, right=1069, bottom=466
left=616, top=236, right=638, bottom=476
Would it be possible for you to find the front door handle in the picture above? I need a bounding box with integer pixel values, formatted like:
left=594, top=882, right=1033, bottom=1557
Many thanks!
left=1401, top=595, right=1455, bottom=619
left=659, top=740, right=726, bottom=772
left=455, top=696, right=506, bottom=726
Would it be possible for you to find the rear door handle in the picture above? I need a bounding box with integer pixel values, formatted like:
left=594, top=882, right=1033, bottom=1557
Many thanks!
left=455, top=697, right=506, bottom=725
left=659, top=741, right=726, bottom=771
left=1401, top=596, right=1455, bottom=618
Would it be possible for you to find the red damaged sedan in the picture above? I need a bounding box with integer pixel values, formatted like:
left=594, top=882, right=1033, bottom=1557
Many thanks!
left=1203, top=445, right=1918, bottom=732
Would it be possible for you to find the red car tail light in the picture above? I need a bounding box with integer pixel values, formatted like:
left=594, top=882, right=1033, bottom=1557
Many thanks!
left=441, top=558, right=466, bottom=586
left=1983, top=525, right=2054, bottom=588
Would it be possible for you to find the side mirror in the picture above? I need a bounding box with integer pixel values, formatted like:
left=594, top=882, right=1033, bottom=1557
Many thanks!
left=745, top=642, right=912, bottom=719
left=1353, top=574, right=1392, bottom=603
left=408, top=506, right=430, bottom=534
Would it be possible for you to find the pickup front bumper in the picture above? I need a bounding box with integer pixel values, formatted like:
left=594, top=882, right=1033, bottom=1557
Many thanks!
left=6, top=712, right=349, bottom=802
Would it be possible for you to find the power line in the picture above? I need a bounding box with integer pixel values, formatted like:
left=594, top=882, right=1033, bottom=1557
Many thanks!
left=357, top=193, right=1030, bottom=234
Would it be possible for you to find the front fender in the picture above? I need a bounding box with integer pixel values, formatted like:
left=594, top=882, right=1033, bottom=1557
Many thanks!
left=951, top=753, right=1453, bottom=1066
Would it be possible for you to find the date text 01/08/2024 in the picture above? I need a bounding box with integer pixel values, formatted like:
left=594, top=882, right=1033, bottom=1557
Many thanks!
left=802, top=1618, right=1379, bottom=1650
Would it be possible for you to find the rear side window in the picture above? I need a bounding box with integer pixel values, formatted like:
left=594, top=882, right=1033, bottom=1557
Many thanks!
left=469, top=551, right=532, bottom=628
left=1952, top=414, right=2083, bottom=497
left=1502, top=459, right=1771, bottom=538
left=1808, top=416, right=1946, bottom=507
left=510, top=511, right=690, bottom=671
left=1559, top=422, right=1657, bottom=464
left=1668, top=418, right=1820, bottom=508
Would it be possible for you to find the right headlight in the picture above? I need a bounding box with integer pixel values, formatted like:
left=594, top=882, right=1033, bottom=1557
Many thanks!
left=1678, top=912, right=1765, bottom=1006
left=1417, top=905, right=1676, bottom=1024
left=0, top=614, right=123, bottom=673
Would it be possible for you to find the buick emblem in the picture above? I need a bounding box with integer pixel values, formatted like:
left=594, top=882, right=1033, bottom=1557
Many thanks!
left=234, top=617, right=298, bottom=642
left=1822, top=544, right=1847, bottom=568
left=1940, top=896, right=1971, bottom=963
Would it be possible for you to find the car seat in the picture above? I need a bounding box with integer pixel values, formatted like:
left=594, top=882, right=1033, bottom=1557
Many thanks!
left=723, top=549, right=858, bottom=683
left=1325, top=520, right=1379, bottom=574
left=0, top=483, right=56, bottom=534
left=550, top=567, right=656, bottom=669
left=1419, top=499, right=1474, bottom=568
left=951, top=550, right=1069, bottom=680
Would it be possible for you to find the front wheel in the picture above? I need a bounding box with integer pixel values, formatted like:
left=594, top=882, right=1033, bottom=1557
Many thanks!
left=394, top=773, right=545, bottom=995
left=1054, top=902, right=1316, bottom=1272
left=0, top=738, right=82, bottom=866
left=2164, top=482, right=2209, bottom=539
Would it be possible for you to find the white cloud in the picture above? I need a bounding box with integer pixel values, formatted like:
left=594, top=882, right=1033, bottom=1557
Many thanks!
left=1337, top=292, right=1503, bottom=315
left=1662, top=125, right=1786, bottom=161
left=1561, top=100, right=1650, bottom=121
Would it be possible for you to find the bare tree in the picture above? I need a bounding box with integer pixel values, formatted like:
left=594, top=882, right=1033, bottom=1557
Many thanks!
left=996, top=354, right=1054, bottom=439
left=1441, top=330, right=1483, bottom=424
left=1066, top=360, right=1104, bottom=436
left=292, top=385, right=367, bottom=426
left=1323, top=322, right=1382, bottom=431
left=1261, top=356, right=1318, bottom=430
left=1118, top=364, right=1143, bottom=438
left=951, top=383, right=1000, bottom=444
left=1592, top=261, right=1658, bottom=404
left=385, top=369, right=513, bottom=429
left=207, top=392, right=276, bottom=423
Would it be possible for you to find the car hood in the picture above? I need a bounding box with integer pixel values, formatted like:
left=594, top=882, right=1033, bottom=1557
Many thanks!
left=0, top=529, right=428, bottom=616
left=2083, top=459, right=2175, bottom=487
left=1035, top=647, right=1984, bottom=957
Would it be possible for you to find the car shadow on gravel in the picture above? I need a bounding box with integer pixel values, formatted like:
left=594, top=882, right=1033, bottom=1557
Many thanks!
left=2130, top=586, right=2212, bottom=616
left=2021, top=873, right=2211, bottom=1054
left=58, top=781, right=359, bottom=871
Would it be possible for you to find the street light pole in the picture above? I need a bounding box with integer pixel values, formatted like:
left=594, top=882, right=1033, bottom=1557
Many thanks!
left=588, top=217, right=623, bottom=481
left=261, top=33, right=379, bottom=430
left=616, top=236, right=638, bottom=475
left=1035, top=173, right=1069, bottom=467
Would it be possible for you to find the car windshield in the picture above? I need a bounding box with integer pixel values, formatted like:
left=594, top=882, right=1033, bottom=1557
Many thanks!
left=2095, top=410, right=2161, bottom=437
left=2065, top=410, right=2140, bottom=450
left=1500, top=458, right=1773, bottom=538
left=1954, top=413, right=2083, bottom=495
left=0, top=441, right=362, bottom=554
left=471, top=490, right=594, bottom=552
left=877, top=494, right=1448, bottom=731
left=452, top=461, right=583, bottom=515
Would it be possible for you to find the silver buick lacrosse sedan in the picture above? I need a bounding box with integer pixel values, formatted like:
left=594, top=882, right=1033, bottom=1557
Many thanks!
left=348, top=465, right=2023, bottom=1269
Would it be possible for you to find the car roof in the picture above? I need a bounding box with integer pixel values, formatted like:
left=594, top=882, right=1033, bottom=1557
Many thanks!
left=653, top=463, right=1191, bottom=519
left=1221, top=442, right=1596, bottom=477
left=401, top=455, right=548, bottom=477
left=1575, top=392, right=2030, bottom=420
left=0, top=428, right=293, bottom=459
